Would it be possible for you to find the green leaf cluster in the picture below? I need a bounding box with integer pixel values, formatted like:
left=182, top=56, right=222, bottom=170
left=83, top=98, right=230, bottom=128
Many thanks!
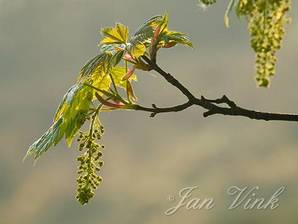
left=26, top=14, right=192, bottom=204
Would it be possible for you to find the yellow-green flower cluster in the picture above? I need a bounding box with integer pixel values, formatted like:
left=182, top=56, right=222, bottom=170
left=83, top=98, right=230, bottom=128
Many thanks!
left=238, top=0, right=291, bottom=86
left=76, top=115, right=104, bottom=205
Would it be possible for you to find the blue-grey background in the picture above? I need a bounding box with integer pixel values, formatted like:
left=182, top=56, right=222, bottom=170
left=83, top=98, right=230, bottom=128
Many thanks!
left=0, top=0, right=298, bottom=223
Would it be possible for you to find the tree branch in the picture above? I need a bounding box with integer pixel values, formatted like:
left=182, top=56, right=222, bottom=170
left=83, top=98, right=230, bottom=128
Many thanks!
left=134, top=101, right=193, bottom=117
left=135, top=56, right=298, bottom=122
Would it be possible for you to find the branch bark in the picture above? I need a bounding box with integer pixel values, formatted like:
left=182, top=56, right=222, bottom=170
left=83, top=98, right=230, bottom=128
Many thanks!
left=134, top=56, right=298, bottom=122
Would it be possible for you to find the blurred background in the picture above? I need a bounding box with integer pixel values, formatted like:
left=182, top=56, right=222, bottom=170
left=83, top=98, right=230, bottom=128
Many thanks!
left=1, top=0, right=298, bottom=223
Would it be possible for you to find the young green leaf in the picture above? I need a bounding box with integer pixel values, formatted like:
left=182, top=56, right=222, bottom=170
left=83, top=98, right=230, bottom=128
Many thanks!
left=134, top=15, right=164, bottom=36
left=110, top=66, right=137, bottom=89
left=80, top=53, right=111, bottom=78
left=54, top=84, right=93, bottom=147
left=110, top=50, right=125, bottom=66
left=100, top=23, right=129, bottom=45
left=25, top=84, right=94, bottom=160
left=159, top=31, right=193, bottom=48
left=25, top=117, right=64, bottom=160
left=128, top=41, right=146, bottom=59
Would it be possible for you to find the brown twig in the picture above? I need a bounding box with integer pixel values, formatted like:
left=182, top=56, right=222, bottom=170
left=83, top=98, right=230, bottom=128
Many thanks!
left=134, top=56, right=298, bottom=122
